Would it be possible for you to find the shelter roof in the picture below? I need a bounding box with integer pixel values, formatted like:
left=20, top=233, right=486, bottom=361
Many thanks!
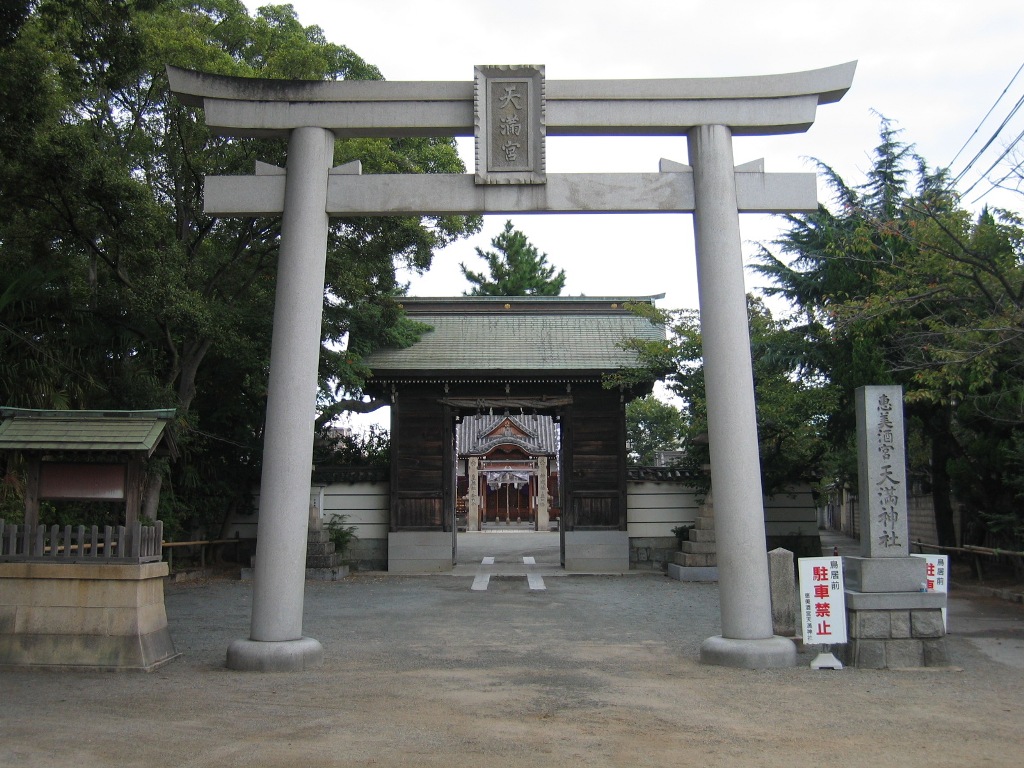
left=364, top=296, right=665, bottom=382
left=0, top=408, right=177, bottom=457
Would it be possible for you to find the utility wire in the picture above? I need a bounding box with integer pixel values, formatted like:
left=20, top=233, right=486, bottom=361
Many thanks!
left=968, top=135, right=1024, bottom=203
left=961, top=124, right=1024, bottom=198
left=948, top=60, right=1024, bottom=170
left=952, top=90, right=1024, bottom=186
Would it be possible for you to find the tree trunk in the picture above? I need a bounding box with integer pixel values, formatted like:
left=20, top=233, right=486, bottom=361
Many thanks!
left=930, top=406, right=958, bottom=548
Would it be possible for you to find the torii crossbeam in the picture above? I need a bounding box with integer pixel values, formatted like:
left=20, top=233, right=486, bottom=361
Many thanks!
left=169, top=61, right=855, bottom=672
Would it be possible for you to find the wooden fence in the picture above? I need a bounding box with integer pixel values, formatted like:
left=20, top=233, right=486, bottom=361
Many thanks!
left=0, top=520, right=163, bottom=564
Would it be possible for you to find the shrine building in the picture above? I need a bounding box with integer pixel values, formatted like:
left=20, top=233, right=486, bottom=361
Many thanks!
left=362, top=294, right=663, bottom=571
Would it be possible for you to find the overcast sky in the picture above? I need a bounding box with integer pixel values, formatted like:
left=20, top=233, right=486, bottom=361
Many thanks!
left=241, top=0, right=1024, bottom=312
left=237, top=1, right=1024, bottom=428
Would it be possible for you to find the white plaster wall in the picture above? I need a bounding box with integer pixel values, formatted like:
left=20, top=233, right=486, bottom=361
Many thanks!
left=625, top=481, right=701, bottom=537
left=321, top=482, right=389, bottom=542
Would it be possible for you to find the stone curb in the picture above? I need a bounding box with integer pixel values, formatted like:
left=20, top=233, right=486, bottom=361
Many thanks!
left=953, top=583, right=1024, bottom=604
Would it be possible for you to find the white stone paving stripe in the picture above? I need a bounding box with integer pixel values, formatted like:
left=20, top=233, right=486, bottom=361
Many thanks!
left=471, top=556, right=494, bottom=591
left=524, top=556, right=546, bottom=591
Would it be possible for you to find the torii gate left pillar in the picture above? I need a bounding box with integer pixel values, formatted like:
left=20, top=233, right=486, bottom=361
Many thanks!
left=222, top=126, right=334, bottom=671
left=169, top=61, right=855, bottom=672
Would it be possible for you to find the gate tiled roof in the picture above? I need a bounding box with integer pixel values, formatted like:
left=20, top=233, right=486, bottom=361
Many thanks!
left=364, top=296, right=664, bottom=378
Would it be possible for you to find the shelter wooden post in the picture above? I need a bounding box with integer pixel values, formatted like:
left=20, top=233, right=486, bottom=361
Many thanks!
left=24, top=458, right=40, bottom=530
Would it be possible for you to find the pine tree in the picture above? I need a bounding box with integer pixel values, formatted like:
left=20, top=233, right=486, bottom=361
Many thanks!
left=461, top=221, right=566, bottom=296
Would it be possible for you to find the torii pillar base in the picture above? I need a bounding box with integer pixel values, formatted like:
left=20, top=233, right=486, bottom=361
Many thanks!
left=227, top=637, right=324, bottom=672
left=700, top=635, right=797, bottom=669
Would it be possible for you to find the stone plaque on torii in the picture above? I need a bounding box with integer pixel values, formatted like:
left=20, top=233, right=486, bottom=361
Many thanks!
left=169, top=61, right=856, bottom=672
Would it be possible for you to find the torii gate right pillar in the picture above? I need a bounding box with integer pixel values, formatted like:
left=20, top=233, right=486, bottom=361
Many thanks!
left=690, top=125, right=795, bottom=667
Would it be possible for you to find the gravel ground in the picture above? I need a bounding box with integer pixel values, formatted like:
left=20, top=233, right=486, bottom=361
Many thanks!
left=3, top=550, right=1024, bottom=768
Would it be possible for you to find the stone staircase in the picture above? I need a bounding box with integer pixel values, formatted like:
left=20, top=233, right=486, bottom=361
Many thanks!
left=304, top=512, right=349, bottom=581
left=667, top=496, right=719, bottom=582
left=241, top=505, right=349, bottom=582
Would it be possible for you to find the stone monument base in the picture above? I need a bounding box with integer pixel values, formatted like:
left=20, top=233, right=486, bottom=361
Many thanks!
left=839, top=590, right=949, bottom=669
left=0, top=561, right=178, bottom=672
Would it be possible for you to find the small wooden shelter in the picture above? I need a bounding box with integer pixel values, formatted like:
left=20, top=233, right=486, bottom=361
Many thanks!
left=0, top=408, right=177, bottom=530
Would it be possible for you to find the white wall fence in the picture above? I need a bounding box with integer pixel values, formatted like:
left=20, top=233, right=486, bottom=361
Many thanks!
left=227, top=471, right=819, bottom=571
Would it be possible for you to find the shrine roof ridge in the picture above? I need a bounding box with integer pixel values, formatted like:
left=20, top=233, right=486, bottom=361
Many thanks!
left=396, top=295, right=663, bottom=315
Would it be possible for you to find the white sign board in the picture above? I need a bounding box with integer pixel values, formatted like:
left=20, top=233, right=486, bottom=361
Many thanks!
left=798, top=556, right=848, bottom=645
left=912, top=553, right=949, bottom=629
left=911, top=553, right=949, bottom=593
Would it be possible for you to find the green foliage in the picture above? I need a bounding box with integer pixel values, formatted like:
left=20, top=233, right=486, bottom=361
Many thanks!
left=324, top=514, right=358, bottom=559
left=625, top=395, right=685, bottom=466
left=0, top=1, right=478, bottom=536
left=670, top=524, right=692, bottom=545
left=313, top=425, right=390, bottom=468
left=753, top=117, right=1024, bottom=547
left=611, top=298, right=837, bottom=494
left=461, top=220, right=566, bottom=296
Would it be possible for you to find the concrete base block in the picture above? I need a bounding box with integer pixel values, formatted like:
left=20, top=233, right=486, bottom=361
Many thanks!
left=226, top=636, right=323, bottom=672
left=666, top=563, right=718, bottom=582
left=699, top=635, right=796, bottom=669
left=388, top=532, right=452, bottom=573
left=564, top=531, right=629, bottom=573
left=845, top=556, right=927, bottom=593
left=0, top=561, right=178, bottom=672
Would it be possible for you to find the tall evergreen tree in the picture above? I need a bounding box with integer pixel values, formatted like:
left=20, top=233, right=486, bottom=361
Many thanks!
left=461, top=220, right=566, bottom=296
left=0, top=1, right=479, bottom=534
left=753, top=119, right=1024, bottom=548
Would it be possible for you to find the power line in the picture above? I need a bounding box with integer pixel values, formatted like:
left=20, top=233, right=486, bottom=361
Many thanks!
left=948, top=60, right=1024, bottom=171
left=968, top=130, right=1024, bottom=203
left=952, top=89, right=1024, bottom=186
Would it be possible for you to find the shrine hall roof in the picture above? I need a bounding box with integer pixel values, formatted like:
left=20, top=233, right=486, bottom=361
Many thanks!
left=363, top=296, right=665, bottom=380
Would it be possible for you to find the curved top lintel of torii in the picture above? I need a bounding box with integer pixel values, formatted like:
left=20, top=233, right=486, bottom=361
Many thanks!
left=165, top=61, right=856, bottom=139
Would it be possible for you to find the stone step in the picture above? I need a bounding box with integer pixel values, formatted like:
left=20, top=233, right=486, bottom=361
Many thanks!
left=689, top=528, right=716, bottom=543
left=694, top=516, right=716, bottom=531
left=681, top=540, right=717, bottom=555
left=680, top=552, right=717, bottom=567
left=308, top=530, right=332, bottom=544
left=305, top=553, right=343, bottom=568
left=306, top=541, right=336, bottom=557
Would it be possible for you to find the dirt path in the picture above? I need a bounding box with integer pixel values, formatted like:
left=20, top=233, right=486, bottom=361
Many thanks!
left=3, top=575, right=1023, bottom=767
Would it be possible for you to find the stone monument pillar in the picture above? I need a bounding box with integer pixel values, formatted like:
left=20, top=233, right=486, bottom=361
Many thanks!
left=841, top=386, right=948, bottom=667
left=226, top=126, right=334, bottom=671
left=689, top=124, right=795, bottom=668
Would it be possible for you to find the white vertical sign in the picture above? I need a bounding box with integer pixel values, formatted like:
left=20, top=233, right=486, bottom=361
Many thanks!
left=912, top=553, right=949, bottom=629
left=798, top=556, right=848, bottom=645
left=911, top=554, right=949, bottom=593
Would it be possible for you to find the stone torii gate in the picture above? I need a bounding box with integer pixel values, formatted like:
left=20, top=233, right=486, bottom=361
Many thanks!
left=169, top=61, right=855, bottom=672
